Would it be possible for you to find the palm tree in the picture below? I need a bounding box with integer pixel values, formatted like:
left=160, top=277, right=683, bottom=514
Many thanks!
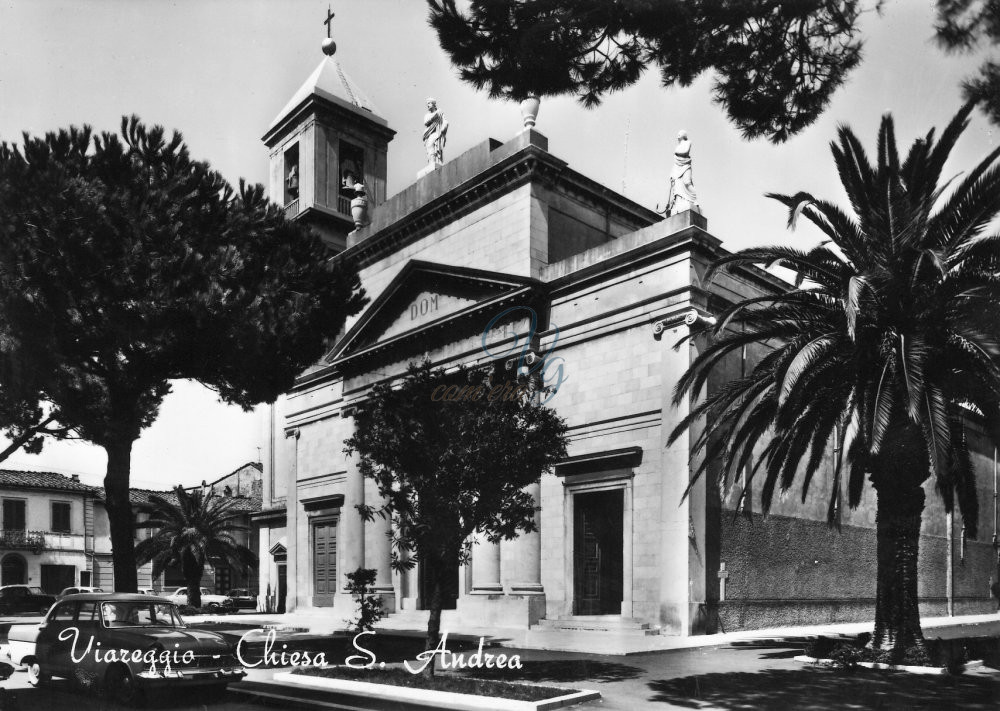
left=670, top=102, right=1000, bottom=661
left=135, top=486, right=258, bottom=608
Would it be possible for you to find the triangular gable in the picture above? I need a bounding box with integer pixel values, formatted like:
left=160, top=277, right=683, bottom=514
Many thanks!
left=330, top=261, right=542, bottom=365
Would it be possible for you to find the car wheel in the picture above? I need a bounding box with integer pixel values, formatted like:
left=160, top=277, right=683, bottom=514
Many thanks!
left=207, top=602, right=220, bottom=611
left=26, top=658, right=50, bottom=687
left=105, top=664, right=142, bottom=706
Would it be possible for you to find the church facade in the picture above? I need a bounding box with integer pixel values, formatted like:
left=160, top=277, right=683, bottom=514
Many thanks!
left=253, top=50, right=999, bottom=635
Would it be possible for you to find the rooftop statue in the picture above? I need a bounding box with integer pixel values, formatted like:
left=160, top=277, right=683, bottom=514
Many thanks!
left=666, top=130, right=699, bottom=216
left=423, top=98, right=449, bottom=169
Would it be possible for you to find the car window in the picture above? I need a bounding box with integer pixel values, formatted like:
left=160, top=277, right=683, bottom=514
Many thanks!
left=51, top=603, right=75, bottom=620
left=200, top=588, right=211, bottom=595
left=77, top=601, right=97, bottom=622
left=8, top=588, right=25, bottom=599
left=100, top=601, right=183, bottom=628
left=26, top=587, right=44, bottom=595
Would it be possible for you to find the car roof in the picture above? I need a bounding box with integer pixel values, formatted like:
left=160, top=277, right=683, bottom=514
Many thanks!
left=55, top=592, right=172, bottom=602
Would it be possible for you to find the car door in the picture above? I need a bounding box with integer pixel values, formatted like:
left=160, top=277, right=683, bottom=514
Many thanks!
left=37, top=601, right=77, bottom=675
left=7, top=587, right=28, bottom=613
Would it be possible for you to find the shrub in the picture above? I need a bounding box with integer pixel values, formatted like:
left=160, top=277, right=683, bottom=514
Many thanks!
left=345, top=567, right=385, bottom=633
left=830, top=643, right=864, bottom=672
left=803, top=636, right=837, bottom=659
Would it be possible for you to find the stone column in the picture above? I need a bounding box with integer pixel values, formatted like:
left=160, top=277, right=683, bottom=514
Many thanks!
left=501, top=480, right=543, bottom=594
left=470, top=533, right=502, bottom=594
left=364, top=477, right=396, bottom=612
left=285, top=429, right=300, bottom=612
left=340, top=441, right=366, bottom=594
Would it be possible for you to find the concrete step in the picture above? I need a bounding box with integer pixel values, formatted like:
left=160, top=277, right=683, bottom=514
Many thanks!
left=536, top=616, right=659, bottom=635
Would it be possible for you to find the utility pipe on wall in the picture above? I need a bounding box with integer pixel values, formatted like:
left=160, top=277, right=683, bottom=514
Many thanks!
left=947, top=510, right=954, bottom=617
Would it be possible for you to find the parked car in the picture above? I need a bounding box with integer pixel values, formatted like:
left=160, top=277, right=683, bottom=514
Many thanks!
left=166, top=587, right=235, bottom=610
left=136, top=588, right=158, bottom=595
left=226, top=589, right=257, bottom=610
left=57, top=586, right=104, bottom=599
left=0, top=586, right=55, bottom=616
left=31, top=592, right=245, bottom=703
left=1, top=622, right=38, bottom=669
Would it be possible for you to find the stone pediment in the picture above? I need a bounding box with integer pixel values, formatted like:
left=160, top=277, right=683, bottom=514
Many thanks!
left=330, top=261, right=543, bottom=367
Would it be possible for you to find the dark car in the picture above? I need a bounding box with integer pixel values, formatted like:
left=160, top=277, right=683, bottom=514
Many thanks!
left=0, top=585, right=55, bottom=616
left=31, top=593, right=245, bottom=704
left=226, top=589, right=256, bottom=610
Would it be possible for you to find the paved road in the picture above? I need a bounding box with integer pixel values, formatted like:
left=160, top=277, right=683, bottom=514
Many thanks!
left=1, top=639, right=998, bottom=711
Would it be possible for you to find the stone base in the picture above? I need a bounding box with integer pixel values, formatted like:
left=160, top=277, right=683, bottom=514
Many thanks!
left=455, top=593, right=546, bottom=628
left=416, top=164, right=437, bottom=178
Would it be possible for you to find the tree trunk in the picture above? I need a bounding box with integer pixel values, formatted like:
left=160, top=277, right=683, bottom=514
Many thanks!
left=423, top=567, right=443, bottom=679
left=869, top=420, right=931, bottom=661
left=183, top=552, right=204, bottom=608
left=186, top=580, right=203, bottom=609
left=103, top=438, right=138, bottom=593
left=871, top=481, right=927, bottom=660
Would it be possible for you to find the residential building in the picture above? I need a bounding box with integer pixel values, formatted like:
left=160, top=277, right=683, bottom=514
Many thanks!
left=0, top=470, right=100, bottom=592
left=0, top=463, right=262, bottom=596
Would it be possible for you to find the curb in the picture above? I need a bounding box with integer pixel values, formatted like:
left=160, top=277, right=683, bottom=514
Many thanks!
left=273, top=671, right=601, bottom=711
left=794, top=654, right=985, bottom=675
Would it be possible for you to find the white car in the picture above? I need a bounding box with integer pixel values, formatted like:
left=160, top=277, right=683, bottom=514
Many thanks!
left=56, top=586, right=104, bottom=598
left=1, top=623, right=38, bottom=669
left=166, top=586, right=234, bottom=609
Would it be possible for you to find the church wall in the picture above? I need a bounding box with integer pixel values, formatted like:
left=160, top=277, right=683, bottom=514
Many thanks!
left=354, top=183, right=535, bottom=313
left=705, top=271, right=998, bottom=630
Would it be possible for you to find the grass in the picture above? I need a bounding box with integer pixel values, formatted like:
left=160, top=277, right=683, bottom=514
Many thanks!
left=294, top=665, right=578, bottom=701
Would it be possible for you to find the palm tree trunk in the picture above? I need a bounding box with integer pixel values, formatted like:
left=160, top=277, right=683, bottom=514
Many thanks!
left=104, top=438, right=138, bottom=593
left=183, top=552, right=203, bottom=608
left=871, top=483, right=926, bottom=659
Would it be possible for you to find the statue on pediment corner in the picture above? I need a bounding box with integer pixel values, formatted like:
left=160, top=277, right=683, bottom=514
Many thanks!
left=665, top=130, right=699, bottom=216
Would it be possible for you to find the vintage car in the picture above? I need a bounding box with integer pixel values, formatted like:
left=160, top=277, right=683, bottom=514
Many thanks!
left=1, top=622, right=38, bottom=669
left=225, top=589, right=257, bottom=610
left=0, top=585, right=56, bottom=615
left=57, top=586, right=104, bottom=598
left=166, top=587, right=235, bottom=610
left=31, top=593, right=245, bottom=703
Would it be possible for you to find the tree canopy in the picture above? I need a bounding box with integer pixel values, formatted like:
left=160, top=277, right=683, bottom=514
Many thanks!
left=344, top=362, right=568, bottom=668
left=0, top=116, right=366, bottom=591
left=429, top=1, right=1000, bottom=143
left=669, top=102, right=1000, bottom=657
left=428, top=0, right=869, bottom=142
left=936, top=0, right=1000, bottom=125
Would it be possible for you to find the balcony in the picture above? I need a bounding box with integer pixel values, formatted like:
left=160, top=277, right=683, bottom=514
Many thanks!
left=0, top=530, right=46, bottom=552
left=284, top=198, right=300, bottom=219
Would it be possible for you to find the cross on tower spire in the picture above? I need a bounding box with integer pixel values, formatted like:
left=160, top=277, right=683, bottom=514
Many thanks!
left=321, top=5, right=337, bottom=56
left=324, top=5, right=335, bottom=38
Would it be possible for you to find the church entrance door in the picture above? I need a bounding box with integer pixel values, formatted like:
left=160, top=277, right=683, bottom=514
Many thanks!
left=312, top=520, right=337, bottom=607
left=573, top=490, right=624, bottom=615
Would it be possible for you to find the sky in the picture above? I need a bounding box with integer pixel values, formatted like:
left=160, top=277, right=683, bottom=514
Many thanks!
left=0, top=0, right=996, bottom=489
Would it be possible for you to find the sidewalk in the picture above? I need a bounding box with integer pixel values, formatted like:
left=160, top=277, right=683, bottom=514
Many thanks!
left=224, top=612, right=1000, bottom=711
left=197, top=609, right=1000, bottom=656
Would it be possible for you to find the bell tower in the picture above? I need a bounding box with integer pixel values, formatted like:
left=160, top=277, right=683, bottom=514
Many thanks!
left=263, top=9, right=395, bottom=252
